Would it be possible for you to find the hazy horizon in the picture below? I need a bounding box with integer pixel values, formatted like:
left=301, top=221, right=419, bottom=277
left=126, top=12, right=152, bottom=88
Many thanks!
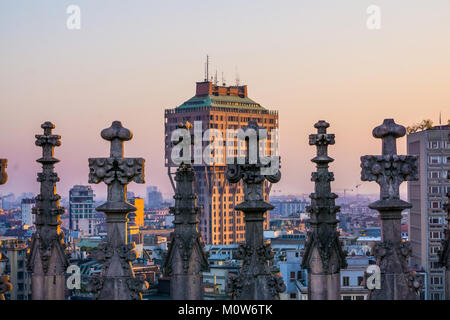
left=1, top=0, right=449, bottom=200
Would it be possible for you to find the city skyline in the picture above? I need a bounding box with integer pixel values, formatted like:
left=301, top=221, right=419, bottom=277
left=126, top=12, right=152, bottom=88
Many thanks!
left=1, top=0, right=449, bottom=200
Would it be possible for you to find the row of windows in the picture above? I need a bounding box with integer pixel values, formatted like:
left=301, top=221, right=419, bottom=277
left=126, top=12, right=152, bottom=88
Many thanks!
left=429, top=156, right=448, bottom=164
left=429, top=186, right=450, bottom=195
left=429, top=231, right=443, bottom=240
left=429, top=170, right=448, bottom=179
left=213, top=233, right=244, bottom=240
left=428, top=141, right=449, bottom=149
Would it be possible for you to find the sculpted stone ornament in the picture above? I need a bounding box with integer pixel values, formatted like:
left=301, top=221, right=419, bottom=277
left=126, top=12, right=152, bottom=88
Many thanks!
left=87, top=121, right=148, bottom=300
left=164, top=164, right=209, bottom=299
left=301, top=120, right=347, bottom=300
left=164, top=122, right=209, bottom=299
left=225, top=120, right=285, bottom=300
left=26, top=122, right=69, bottom=300
left=0, top=159, right=12, bottom=300
left=361, top=119, right=421, bottom=300
left=0, top=159, right=7, bottom=185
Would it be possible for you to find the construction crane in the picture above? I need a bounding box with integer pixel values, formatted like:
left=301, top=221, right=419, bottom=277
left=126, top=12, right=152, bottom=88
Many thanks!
left=336, top=189, right=353, bottom=206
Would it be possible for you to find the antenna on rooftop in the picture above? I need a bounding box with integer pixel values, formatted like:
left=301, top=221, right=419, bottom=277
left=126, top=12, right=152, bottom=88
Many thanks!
left=222, top=72, right=226, bottom=86
left=235, top=66, right=240, bottom=86
left=214, top=70, right=218, bottom=86
left=204, top=55, right=210, bottom=82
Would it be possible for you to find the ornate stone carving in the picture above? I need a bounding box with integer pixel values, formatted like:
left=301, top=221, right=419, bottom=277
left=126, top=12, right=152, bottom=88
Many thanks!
left=164, top=122, right=209, bottom=300
left=0, top=161, right=12, bottom=300
left=0, top=159, right=7, bottom=185
left=225, top=120, right=285, bottom=300
left=361, top=119, right=421, bottom=300
left=86, top=121, right=148, bottom=300
left=26, top=122, right=69, bottom=300
left=301, top=120, right=347, bottom=300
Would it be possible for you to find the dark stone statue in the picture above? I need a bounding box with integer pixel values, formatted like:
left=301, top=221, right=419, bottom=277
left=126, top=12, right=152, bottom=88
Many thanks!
left=225, top=120, right=285, bottom=300
left=302, top=120, right=347, bottom=300
left=361, top=119, right=422, bottom=300
left=27, top=122, right=69, bottom=300
left=86, top=121, right=148, bottom=300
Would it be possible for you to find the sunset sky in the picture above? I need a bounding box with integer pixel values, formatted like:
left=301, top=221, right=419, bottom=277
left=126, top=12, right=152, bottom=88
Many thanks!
left=1, top=0, right=449, bottom=200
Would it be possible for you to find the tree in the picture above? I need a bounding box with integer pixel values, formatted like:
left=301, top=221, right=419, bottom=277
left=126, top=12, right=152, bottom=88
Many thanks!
left=406, top=119, right=434, bottom=134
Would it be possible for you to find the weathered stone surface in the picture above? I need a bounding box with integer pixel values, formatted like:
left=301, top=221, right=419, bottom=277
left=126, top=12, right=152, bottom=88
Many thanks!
left=164, top=122, right=209, bottom=299
left=361, top=119, right=422, bottom=300
left=225, top=120, right=285, bottom=300
left=26, top=122, right=69, bottom=300
left=86, top=121, right=148, bottom=300
left=301, top=120, right=347, bottom=300
left=0, top=158, right=7, bottom=185
left=164, top=164, right=209, bottom=299
left=0, top=159, right=12, bottom=300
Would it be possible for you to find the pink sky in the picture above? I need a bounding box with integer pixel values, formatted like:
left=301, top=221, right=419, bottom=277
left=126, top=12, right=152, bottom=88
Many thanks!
left=1, top=0, right=449, bottom=200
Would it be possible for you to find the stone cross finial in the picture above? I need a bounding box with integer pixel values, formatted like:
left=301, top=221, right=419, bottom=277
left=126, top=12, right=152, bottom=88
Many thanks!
left=27, top=122, right=69, bottom=300
left=87, top=121, right=147, bottom=300
left=225, top=120, right=285, bottom=300
left=0, top=159, right=7, bottom=185
left=361, top=119, right=418, bottom=204
left=360, top=119, right=421, bottom=300
left=302, top=120, right=346, bottom=300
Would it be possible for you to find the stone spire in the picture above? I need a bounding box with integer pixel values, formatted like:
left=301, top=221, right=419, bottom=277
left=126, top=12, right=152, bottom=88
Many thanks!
left=164, top=123, right=209, bottom=299
left=225, top=120, right=285, bottom=300
left=301, top=120, right=347, bottom=300
left=26, top=122, right=69, bottom=300
left=361, top=118, right=422, bottom=300
left=0, top=157, right=12, bottom=300
left=86, top=121, right=148, bottom=300
left=439, top=133, right=450, bottom=299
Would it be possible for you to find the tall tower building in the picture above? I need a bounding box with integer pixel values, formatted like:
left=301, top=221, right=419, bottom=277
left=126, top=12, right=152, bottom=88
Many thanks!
left=146, top=186, right=163, bottom=209
left=164, top=79, right=279, bottom=245
left=69, top=185, right=96, bottom=236
left=21, top=198, right=36, bottom=227
left=407, top=124, right=450, bottom=300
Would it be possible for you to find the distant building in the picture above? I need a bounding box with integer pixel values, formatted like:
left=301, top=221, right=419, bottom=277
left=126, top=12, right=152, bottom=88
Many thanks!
left=164, top=78, right=278, bottom=244
left=0, top=237, right=31, bottom=300
left=272, top=200, right=309, bottom=217
left=20, top=198, right=35, bottom=227
left=407, top=125, right=449, bottom=300
left=146, top=186, right=163, bottom=209
left=128, top=197, right=144, bottom=257
left=69, top=185, right=96, bottom=236
left=340, top=255, right=370, bottom=300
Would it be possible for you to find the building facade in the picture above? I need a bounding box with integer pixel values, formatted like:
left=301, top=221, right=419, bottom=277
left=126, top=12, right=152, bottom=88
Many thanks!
left=69, top=185, right=96, bottom=236
left=165, top=80, right=279, bottom=245
left=146, top=186, right=163, bottom=209
left=407, top=125, right=450, bottom=300
left=0, top=237, right=31, bottom=300
left=20, top=198, right=35, bottom=227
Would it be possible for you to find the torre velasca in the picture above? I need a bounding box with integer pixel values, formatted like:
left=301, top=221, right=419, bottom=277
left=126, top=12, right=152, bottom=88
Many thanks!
left=165, top=79, right=279, bottom=245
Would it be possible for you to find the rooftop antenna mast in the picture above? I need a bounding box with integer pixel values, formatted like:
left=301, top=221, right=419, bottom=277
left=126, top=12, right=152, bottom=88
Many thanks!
left=235, top=66, right=240, bottom=86
left=204, top=55, right=210, bottom=82
left=222, top=72, right=226, bottom=86
left=214, top=70, right=218, bottom=86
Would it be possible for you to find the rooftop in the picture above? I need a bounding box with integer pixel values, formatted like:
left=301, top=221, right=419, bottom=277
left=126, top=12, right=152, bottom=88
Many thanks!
left=175, top=81, right=266, bottom=111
